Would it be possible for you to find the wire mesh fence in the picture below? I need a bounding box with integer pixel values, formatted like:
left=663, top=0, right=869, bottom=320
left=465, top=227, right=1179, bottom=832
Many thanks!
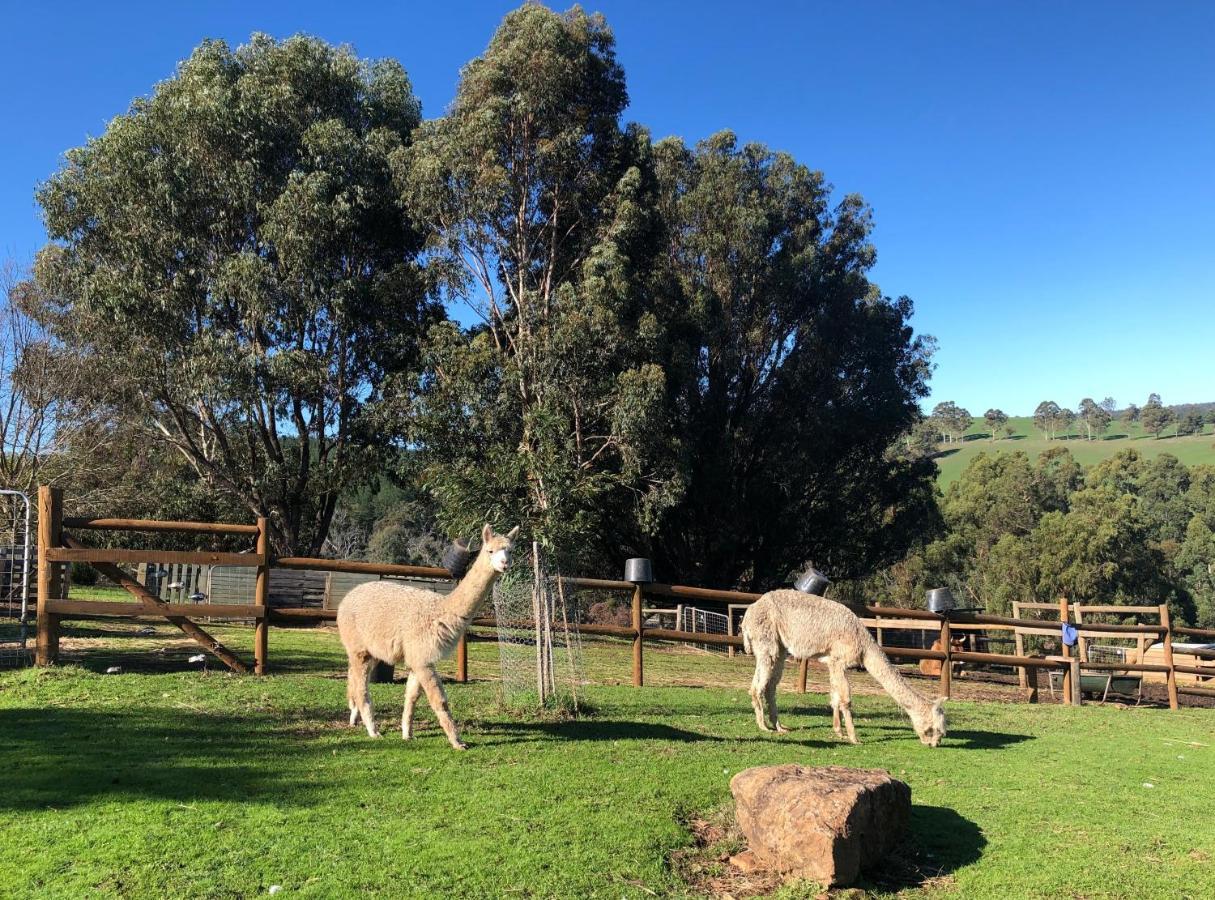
left=491, top=544, right=585, bottom=711
left=0, top=490, right=32, bottom=667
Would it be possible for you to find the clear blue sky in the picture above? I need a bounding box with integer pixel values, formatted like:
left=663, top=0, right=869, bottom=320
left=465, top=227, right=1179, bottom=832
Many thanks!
left=3, top=1, right=1212, bottom=415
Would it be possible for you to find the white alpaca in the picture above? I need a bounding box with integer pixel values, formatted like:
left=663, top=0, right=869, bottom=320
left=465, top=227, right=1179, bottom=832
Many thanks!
left=337, top=524, right=519, bottom=750
left=742, top=590, right=947, bottom=746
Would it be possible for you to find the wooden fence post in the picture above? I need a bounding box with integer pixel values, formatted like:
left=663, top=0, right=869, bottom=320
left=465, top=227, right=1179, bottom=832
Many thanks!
left=254, top=516, right=270, bottom=675
left=938, top=616, right=952, bottom=699
left=456, top=632, right=468, bottom=683
left=1013, top=601, right=1029, bottom=694
left=798, top=658, right=809, bottom=694
left=632, top=584, right=644, bottom=687
left=1059, top=597, right=1073, bottom=705
left=1159, top=603, right=1179, bottom=710
left=35, top=486, right=63, bottom=666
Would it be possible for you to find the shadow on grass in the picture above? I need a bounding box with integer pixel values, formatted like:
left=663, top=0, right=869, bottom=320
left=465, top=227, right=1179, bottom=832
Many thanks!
left=475, top=718, right=835, bottom=748
left=861, top=804, right=987, bottom=892
left=0, top=706, right=325, bottom=811
left=945, top=728, right=1034, bottom=750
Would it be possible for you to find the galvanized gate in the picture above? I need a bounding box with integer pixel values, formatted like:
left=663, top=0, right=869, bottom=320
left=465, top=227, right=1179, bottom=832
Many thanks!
left=0, top=489, right=32, bottom=666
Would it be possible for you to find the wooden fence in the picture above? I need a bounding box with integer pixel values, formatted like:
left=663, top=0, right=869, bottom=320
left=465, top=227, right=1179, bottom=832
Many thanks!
left=33, top=487, right=1215, bottom=706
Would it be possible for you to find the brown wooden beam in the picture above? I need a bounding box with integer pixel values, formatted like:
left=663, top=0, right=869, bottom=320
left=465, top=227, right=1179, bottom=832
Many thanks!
left=46, top=548, right=258, bottom=567
left=45, top=599, right=264, bottom=619
left=62, top=516, right=258, bottom=536
left=36, top=486, right=63, bottom=666
left=254, top=517, right=270, bottom=675
left=274, top=556, right=452, bottom=579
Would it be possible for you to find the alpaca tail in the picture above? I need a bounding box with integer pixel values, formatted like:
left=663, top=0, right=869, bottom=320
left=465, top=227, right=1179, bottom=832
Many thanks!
left=740, top=608, right=754, bottom=655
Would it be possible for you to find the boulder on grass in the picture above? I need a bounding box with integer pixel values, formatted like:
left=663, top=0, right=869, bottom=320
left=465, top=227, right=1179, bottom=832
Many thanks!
left=729, top=764, right=910, bottom=887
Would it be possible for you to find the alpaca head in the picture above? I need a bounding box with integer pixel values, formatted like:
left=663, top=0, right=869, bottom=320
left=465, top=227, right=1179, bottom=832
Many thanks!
left=480, top=523, right=521, bottom=573
left=912, top=698, right=948, bottom=747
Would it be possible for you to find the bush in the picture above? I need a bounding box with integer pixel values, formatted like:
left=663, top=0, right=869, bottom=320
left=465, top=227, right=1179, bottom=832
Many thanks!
left=69, top=562, right=98, bottom=586
left=586, top=600, right=631, bottom=627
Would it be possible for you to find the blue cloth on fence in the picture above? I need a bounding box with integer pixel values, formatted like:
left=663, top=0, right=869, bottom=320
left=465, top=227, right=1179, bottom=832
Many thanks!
left=1061, top=623, right=1079, bottom=646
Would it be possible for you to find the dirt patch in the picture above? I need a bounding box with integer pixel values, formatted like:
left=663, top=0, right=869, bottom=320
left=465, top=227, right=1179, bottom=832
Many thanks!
left=670, top=806, right=785, bottom=899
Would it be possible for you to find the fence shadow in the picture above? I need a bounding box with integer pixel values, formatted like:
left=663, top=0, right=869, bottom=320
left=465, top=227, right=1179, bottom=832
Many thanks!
left=0, top=706, right=325, bottom=811
left=473, top=718, right=836, bottom=748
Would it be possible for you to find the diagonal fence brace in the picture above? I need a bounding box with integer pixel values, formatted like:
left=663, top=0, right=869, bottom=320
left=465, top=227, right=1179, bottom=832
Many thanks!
left=60, top=532, right=251, bottom=674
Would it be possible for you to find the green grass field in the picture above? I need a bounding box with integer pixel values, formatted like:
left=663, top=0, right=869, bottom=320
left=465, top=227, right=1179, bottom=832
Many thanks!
left=933, top=416, right=1215, bottom=486
left=2, top=620, right=1214, bottom=898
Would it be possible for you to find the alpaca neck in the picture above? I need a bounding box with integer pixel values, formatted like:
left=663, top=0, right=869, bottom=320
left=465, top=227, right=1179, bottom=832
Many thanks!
left=862, top=638, right=934, bottom=717
left=440, top=553, right=499, bottom=623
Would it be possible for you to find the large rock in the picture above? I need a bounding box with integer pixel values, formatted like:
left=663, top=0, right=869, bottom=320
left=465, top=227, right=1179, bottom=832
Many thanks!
left=729, top=764, right=910, bottom=886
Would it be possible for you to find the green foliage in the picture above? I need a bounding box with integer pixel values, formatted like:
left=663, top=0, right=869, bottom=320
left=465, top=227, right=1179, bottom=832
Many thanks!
left=1033, top=400, right=1062, bottom=440
left=886, top=445, right=1215, bottom=623
left=983, top=407, right=1009, bottom=441
left=1141, top=393, right=1174, bottom=438
left=392, top=6, right=671, bottom=568
left=1077, top=397, right=1112, bottom=440
left=930, top=401, right=972, bottom=443
left=395, top=8, right=937, bottom=585
left=33, top=34, right=440, bottom=553
left=634, top=132, right=937, bottom=588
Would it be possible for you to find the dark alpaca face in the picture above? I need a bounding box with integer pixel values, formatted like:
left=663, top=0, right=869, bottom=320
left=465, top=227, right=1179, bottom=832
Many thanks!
left=481, top=524, right=520, bottom=573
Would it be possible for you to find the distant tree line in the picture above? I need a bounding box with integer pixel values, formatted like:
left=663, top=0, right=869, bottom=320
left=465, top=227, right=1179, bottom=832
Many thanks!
left=855, top=447, right=1215, bottom=628
left=906, top=394, right=1212, bottom=452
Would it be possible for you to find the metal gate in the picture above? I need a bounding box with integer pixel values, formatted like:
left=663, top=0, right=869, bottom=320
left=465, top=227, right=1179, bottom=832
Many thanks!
left=0, top=489, right=32, bottom=666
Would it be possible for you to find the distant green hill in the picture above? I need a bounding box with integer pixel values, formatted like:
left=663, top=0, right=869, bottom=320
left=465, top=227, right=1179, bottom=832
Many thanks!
left=933, top=415, right=1215, bottom=485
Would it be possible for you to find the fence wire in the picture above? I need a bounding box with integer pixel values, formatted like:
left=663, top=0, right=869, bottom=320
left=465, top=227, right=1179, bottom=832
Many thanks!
left=0, top=490, right=32, bottom=667
left=491, top=544, right=584, bottom=711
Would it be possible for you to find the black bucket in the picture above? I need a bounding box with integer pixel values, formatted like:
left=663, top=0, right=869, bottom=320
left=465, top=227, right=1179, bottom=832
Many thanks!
left=794, top=567, right=830, bottom=596
left=442, top=539, right=472, bottom=579
left=926, top=587, right=956, bottom=614
left=624, top=558, right=654, bottom=584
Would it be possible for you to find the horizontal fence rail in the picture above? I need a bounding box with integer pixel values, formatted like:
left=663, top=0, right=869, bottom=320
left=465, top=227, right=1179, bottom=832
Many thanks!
left=31, top=489, right=1215, bottom=708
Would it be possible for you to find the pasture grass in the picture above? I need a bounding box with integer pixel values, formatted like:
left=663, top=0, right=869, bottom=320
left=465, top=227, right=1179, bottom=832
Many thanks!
left=934, top=415, right=1215, bottom=485
left=2, top=623, right=1214, bottom=898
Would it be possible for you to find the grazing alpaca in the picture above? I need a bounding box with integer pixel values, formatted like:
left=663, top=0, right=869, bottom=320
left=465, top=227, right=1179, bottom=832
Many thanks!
left=742, top=590, right=947, bottom=746
left=338, top=524, right=519, bottom=750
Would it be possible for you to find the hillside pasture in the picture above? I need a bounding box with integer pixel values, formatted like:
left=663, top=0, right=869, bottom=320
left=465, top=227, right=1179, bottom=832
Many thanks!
left=934, top=415, right=1215, bottom=485
left=2, top=620, right=1213, bottom=898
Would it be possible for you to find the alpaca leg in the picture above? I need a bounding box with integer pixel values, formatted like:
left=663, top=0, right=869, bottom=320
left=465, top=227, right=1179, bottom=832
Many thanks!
left=358, top=655, right=381, bottom=738
left=401, top=671, right=421, bottom=740
left=765, top=652, right=789, bottom=733
left=417, top=667, right=466, bottom=750
left=749, top=644, right=778, bottom=732
left=346, top=649, right=380, bottom=736
left=829, top=658, right=858, bottom=744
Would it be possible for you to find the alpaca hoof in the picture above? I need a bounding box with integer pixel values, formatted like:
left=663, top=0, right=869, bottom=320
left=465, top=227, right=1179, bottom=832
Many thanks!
left=368, top=730, right=382, bottom=739
left=774, top=724, right=790, bottom=734
left=451, top=741, right=468, bottom=751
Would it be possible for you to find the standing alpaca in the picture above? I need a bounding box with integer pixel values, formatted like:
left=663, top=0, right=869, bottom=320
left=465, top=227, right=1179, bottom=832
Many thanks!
left=742, top=590, right=947, bottom=746
left=918, top=636, right=965, bottom=678
left=338, top=524, right=519, bottom=750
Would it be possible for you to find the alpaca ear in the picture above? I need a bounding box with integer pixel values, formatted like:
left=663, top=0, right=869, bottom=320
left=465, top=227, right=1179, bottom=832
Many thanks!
left=506, top=525, right=520, bottom=541
left=932, top=698, right=946, bottom=712
left=482, top=523, right=492, bottom=545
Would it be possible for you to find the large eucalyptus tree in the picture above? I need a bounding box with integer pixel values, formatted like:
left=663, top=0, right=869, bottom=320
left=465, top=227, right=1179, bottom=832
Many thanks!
left=34, top=35, right=440, bottom=553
